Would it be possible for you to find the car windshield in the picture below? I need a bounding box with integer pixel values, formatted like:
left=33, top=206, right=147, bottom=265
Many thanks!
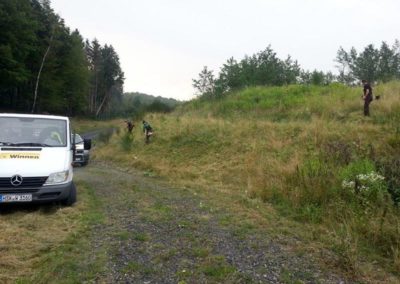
left=0, top=117, right=67, bottom=147
left=74, top=134, right=83, bottom=143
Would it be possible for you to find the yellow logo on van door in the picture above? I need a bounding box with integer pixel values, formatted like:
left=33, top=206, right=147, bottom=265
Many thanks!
left=0, top=153, right=40, bottom=159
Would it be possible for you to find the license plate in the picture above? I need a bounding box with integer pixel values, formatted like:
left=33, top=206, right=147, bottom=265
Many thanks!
left=75, top=157, right=82, bottom=161
left=0, top=194, right=32, bottom=203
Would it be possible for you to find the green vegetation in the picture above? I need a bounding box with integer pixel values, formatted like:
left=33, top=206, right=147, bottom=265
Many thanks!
left=0, top=0, right=124, bottom=117
left=192, top=41, right=400, bottom=98
left=95, top=81, right=400, bottom=281
left=122, top=92, right=180, bottom=118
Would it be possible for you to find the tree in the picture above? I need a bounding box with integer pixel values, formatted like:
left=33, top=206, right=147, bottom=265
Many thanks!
left=95, top=45, right=124, bottom=117
left=192, top=66, right=215, bottom=97
left=59, top=30, right=90, bottom=116
left=0, top=0, right=37, bottom=110
left=85, top=39, right=102, bottom=114
left=282, top=56, right=301, bottom=84
left=218, top=57, right=241, bottom=92
left=353, top=44, right=380, bottom=83
left=0, top=0, right=125, bottom=116
left=378, top=42, right=397, bottom=82
left=335, top=47, right=355, bottom=84
left=335, top=41, right=400, bottom=84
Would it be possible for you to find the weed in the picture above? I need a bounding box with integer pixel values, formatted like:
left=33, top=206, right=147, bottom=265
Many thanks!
left=132, top=232, right=149, bottom=242
left=332, top=223, right=359, bottom=273
left=115, top=230, right=130, bottom=240
left=188, top=247, right=210, bottom=258
left=199, top=256, right=236, bottom=280
left=122, top=261, right=142, bottom=273
left=120, top=132, right=134, bottom=151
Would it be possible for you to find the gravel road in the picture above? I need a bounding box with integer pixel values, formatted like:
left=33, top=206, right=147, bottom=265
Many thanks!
left=74, top=162, right=346, bottom=284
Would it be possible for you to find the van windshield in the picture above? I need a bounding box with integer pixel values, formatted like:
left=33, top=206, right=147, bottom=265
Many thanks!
left=0, top=117, right=67, bottom=147
left=74, top=134, right=83, bottom=144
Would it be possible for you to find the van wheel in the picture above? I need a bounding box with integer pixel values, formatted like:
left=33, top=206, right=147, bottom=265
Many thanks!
left=62, top=183, right=77, bottom=206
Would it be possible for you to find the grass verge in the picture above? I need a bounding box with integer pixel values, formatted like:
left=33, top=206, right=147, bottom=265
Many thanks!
left=0, top=182, right=105, bottom=283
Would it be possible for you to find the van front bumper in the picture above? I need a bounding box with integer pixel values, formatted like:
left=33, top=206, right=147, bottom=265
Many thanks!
left=0, top=182, right=73, bottom=203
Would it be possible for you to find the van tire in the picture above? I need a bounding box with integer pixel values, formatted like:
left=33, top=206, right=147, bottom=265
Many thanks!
left=62, top=182, right=77, bottom=206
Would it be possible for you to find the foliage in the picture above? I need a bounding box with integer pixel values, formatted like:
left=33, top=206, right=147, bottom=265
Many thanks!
left=335, top=40, right=400, bottom=84
left=192, top=66, right=216, bottom=98
left=193, top=41, right=400, bottom=99
left=0, top=0, right=124, bottom=117
left=192, top=46, right=304, bottom=98
left=85, top=42, right=125, bottom=117
left=116, top=92, right=180, bottom=119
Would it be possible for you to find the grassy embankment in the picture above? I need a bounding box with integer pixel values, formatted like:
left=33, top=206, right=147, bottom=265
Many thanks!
left=95, top=82, right=400, bottom=282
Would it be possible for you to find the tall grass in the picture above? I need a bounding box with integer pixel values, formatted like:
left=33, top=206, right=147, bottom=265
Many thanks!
left=95, top=82, right=400, bottom=278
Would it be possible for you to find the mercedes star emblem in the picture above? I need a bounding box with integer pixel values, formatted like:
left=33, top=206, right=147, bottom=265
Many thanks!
left=10, top=175, right=23, bottom=187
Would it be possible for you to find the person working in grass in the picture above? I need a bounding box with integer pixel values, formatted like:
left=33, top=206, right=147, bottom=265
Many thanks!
left=362, top=79, right=373, bottom=116
left=125, top=120, right=134, bottom=133
left=142, top=120, right=153, bottom=143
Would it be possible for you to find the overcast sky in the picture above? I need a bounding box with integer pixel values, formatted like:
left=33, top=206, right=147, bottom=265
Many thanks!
left=51, top=0, right=400, bottom=100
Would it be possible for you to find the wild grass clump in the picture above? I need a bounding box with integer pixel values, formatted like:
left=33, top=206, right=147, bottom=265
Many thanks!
left=120, top=132, right=135, bottom=152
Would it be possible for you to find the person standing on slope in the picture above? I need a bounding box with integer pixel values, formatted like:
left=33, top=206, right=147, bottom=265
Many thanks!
left=362, top=79, right=373, bottom=116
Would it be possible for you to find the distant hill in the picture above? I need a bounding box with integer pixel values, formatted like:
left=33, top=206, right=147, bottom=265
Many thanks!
left=124, top=92, right=180, bottom=108
left=121, top=92, right=181, bottom=116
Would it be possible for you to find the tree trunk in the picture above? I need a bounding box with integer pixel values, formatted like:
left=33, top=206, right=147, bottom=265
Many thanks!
left=94, top=72, right=98, bottom=114
left=95, top=90, right=109, bottom=117
left=32, top=33, right=54, bottom=113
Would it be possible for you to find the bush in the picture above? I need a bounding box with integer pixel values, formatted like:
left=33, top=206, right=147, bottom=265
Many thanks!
left=120, top=133, right=134, bottom=151
left=376, top=155, right=400, bottom=204
left=340, top=159, right=376, bottom=182
left=339, top=159, right=391, bottom=205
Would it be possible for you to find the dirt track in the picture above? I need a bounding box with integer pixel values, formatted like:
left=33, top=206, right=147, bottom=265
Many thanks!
left=74, top=162, right=346, bottom=283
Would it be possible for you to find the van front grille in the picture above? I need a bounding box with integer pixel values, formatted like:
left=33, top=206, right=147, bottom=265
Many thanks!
left=0, top=177, right=48, bottom=188
left=0, top=188, right=39, bottom=194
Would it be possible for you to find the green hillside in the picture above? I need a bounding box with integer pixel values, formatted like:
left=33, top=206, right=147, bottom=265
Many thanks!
left=96, top=82, right=400, bottom=280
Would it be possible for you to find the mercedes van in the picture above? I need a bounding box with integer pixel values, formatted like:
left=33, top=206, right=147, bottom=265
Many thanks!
left=0, top=113, right=90, bottom=206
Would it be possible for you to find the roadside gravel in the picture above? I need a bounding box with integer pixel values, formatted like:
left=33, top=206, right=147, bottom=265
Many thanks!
left=74, top=162, right=346, bottom=283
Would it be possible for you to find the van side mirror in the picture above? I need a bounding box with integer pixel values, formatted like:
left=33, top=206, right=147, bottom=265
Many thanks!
left=84, top=139, right=92, bottom=150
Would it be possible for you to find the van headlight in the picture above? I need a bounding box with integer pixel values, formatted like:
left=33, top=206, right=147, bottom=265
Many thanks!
left=44, top=170, right=69, bottom=185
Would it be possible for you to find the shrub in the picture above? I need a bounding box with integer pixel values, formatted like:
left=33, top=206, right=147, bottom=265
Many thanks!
left=376, top=155, right=400, bottom=204
left=341, top=171, right=388, bottom=205
left=340, top=159, right=376, bottom=182
left=120, top=133, right=134, bottom=151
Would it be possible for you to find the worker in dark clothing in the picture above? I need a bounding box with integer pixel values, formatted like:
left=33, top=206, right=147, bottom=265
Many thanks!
left=142, top=120, right=153, bottom=143
left=125, top=120, right=134, bottom=133
left=362, top=80, right=373, bottom=116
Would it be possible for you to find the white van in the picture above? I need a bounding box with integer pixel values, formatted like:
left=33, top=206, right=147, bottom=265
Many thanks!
left=0, top=113, right=90, bottom=206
